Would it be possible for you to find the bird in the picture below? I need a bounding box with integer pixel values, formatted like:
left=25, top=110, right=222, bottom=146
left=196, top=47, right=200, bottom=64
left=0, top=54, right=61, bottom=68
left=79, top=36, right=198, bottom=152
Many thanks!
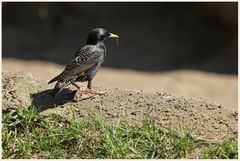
left=48, top=28, right=119, bottom=97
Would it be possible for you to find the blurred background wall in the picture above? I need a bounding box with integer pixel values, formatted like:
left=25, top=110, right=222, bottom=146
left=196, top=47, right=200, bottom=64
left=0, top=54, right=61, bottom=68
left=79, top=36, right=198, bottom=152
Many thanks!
left=2, top=2, right=238, bottom=74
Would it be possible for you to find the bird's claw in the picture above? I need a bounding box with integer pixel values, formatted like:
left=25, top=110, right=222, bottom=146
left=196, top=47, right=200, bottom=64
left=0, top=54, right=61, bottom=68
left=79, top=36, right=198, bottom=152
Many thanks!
left=79, top=89, right=108, bottom=96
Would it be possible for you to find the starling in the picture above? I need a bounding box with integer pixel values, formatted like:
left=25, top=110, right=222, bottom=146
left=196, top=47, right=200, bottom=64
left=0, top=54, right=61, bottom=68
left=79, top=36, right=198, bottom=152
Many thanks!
left=48, top=28, right=119, bottom=97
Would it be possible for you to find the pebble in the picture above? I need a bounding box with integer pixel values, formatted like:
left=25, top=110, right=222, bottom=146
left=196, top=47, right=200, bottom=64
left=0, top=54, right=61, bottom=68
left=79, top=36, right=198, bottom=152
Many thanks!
left=130, top=111, right=137, bottom=115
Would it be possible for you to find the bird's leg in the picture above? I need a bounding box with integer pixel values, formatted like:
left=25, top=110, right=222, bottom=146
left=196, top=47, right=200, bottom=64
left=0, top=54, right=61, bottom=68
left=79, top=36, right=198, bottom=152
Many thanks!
left=87, top=80, right=92, bottom=89
left=72, top=82, right=87, bottom=94
left=76, top=80, right=107, bottom=95
left=71, top=82, right=91, bottom=94
left=71, top=82, right=81, bottom=90
left=74, top=81, right=91, bottom=94
left=87, top=80, right=108, bottom=95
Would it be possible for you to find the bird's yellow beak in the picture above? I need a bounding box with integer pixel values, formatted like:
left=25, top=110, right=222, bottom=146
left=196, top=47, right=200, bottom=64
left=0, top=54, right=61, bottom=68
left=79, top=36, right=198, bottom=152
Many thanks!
left=109, top=33, right=119, bottom=38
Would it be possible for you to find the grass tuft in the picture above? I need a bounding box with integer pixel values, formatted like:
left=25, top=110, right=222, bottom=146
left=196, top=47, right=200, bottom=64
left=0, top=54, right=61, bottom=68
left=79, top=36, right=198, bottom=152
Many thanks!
left=2, top=107, right=237, bottom=159
left=202, top=140, right=238, bottom=159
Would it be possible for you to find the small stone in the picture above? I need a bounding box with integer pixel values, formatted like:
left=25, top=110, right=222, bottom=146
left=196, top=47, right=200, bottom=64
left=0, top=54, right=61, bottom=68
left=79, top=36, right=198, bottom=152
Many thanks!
left=130, top=112, right=137, bottom=115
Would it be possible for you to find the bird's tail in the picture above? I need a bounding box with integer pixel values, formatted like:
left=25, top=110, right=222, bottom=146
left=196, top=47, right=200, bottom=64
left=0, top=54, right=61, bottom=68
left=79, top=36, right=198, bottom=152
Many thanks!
left=48, top=71, right=66, bottom=84
left=48, top=74, right=61, bottom=84
left=50, top=80, right=69, bottom=97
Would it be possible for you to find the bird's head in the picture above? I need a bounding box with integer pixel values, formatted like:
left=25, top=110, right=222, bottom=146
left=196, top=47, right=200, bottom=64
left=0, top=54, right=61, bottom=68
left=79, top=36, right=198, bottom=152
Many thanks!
left=86, top=28, right=119, bottom=45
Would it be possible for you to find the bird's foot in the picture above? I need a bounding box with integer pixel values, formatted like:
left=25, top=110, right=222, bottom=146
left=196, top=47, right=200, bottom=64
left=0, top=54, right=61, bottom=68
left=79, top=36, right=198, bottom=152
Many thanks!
left=80, top=89, right=108, bottom=95
left=90, top=89, right=108, bottom=95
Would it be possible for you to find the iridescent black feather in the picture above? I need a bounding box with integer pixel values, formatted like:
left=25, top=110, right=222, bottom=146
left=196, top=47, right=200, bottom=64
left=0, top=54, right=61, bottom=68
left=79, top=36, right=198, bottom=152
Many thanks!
left=48, top=28, right=115, bottom=97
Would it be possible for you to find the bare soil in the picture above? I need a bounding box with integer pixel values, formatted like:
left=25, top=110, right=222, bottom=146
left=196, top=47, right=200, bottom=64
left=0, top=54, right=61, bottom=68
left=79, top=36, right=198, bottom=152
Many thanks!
left=2, top=58, right=237, bottom=108
left=2, top=70, right=237, bottom=144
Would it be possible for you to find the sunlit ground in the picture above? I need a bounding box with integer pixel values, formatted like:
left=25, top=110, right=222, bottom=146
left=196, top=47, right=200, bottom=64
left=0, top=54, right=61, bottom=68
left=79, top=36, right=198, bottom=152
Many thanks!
left=2, top=58, right=237, bottom=108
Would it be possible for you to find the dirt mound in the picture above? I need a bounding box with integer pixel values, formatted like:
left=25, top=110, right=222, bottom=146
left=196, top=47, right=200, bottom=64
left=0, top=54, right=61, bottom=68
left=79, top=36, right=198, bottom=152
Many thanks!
left=3, top=58, right=237, bottom=108
left=2, top=71, right=237, bottom=143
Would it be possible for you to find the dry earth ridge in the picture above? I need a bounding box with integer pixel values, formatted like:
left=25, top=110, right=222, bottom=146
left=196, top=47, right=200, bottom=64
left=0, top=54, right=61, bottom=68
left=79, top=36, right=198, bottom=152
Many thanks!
left=2, top=71, right=237, bottom=144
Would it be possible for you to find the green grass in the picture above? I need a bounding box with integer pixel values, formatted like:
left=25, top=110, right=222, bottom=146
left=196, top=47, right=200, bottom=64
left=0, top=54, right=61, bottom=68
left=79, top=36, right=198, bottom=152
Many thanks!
left=2, top=107, right=238, bottom=159
left=202, top=140, right=238, bottom=159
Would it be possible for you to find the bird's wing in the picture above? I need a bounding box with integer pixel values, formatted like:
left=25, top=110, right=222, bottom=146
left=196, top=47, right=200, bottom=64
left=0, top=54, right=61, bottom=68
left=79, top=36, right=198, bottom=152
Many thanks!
left=48, top=45, right=104, bottom=83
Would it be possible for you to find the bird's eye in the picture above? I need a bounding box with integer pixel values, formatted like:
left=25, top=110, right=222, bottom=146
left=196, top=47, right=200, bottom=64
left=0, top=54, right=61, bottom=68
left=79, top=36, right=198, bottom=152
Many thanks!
left=100, top=35, right=105, bottom=39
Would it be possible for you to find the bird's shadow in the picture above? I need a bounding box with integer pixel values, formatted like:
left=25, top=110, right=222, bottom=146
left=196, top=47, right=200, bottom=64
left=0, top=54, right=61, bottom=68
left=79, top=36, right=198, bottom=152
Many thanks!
left=30, top=88, right=78, bottom=112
